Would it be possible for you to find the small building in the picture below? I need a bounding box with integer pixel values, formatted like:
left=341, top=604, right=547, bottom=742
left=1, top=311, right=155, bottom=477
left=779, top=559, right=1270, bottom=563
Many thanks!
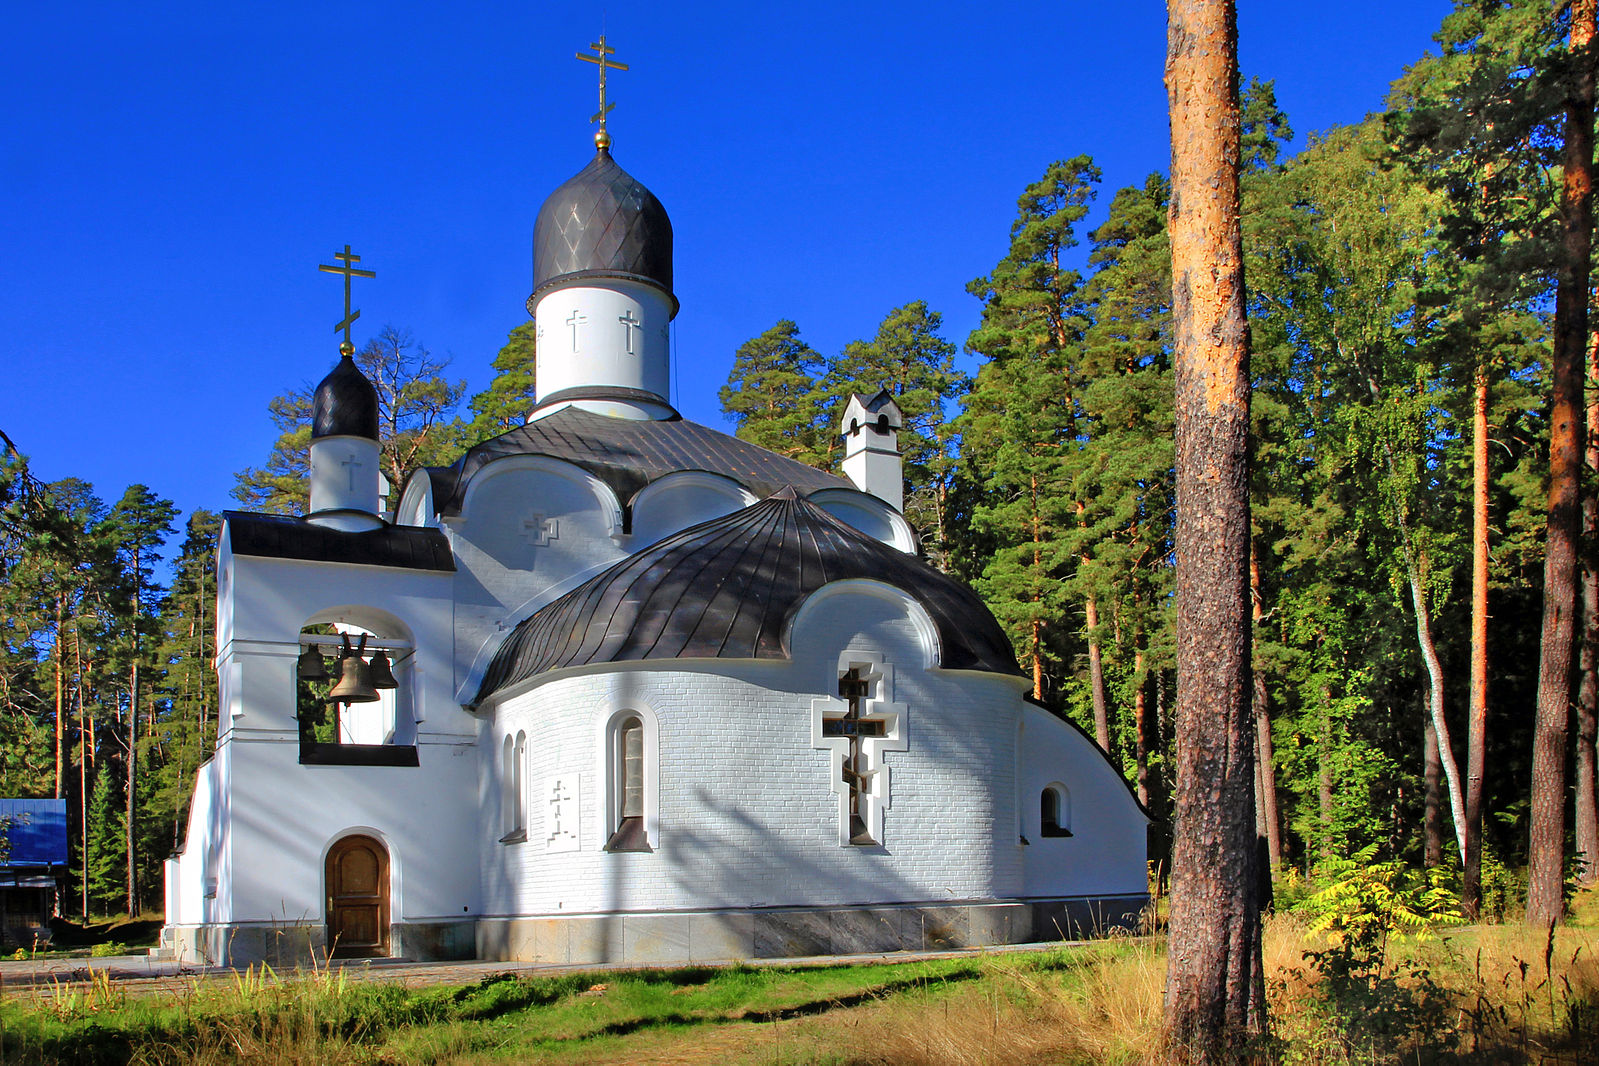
left=0, top=798, right=67, bottom=949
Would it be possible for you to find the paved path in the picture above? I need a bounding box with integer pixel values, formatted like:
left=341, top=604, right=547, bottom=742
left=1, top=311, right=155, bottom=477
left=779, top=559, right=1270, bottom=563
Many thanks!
left=0, top=937, right=1110, bottom=999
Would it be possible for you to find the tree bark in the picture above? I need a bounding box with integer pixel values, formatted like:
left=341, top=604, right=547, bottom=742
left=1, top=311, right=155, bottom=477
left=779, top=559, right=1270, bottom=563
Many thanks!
left=1576, top=291, right=1599, bottom=886
left=1164, top=0, right=1266, bottom=1052
left=53, top=596, right=64, bottom=800
left=1464, top=361, right=1492, bottom=915
left=1250, top=542, right=1282, bottom=874
left=1086, top=595, right=1111, bottom=751
left=1424, top=715, right=1444, bottom=868
left=1135, top=644, right=1151, bottom=808
left=1528, top=0, right=1595, bottom=928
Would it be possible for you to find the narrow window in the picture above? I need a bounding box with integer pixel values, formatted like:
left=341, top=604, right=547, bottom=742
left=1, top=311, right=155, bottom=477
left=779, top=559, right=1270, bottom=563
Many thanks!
left=606, top=716, right=649, bottom=851
left=1041, top=785, right=1072, bottom=837
left=500, top=734, right=526, bottom=843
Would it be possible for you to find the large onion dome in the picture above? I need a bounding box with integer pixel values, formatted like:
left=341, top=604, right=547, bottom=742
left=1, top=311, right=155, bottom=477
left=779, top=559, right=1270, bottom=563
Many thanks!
left=530, top=146, right=674, bottom=310
left=473, top=489, right=1019, bottom=703
left=311, top=353, right=379, bottom=440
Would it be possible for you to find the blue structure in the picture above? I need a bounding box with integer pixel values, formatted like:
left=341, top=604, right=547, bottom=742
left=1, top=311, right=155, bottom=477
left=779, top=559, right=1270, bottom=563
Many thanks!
left=0, top=798, right=68, bottom=946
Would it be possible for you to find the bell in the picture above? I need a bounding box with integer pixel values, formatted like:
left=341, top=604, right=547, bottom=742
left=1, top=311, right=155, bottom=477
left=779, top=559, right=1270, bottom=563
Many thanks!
left=367, top=649, right=398, bottom=690
left=297, top=646, right=327, bottom=682
left=328, top=635, right=380, bottom=704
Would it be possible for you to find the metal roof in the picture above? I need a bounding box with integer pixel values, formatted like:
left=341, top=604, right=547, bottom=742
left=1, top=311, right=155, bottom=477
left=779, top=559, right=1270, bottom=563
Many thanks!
left=311, top=354, right=380, bottom=440
left=426, top=404, right=849, bottom=521
left=531, top=147, right=673, bottom=308
left=224, top=512, right=455, bottom=571
left=474, top=489, right=1019, bottom=702
left=0, top=799, right=67, bottom=867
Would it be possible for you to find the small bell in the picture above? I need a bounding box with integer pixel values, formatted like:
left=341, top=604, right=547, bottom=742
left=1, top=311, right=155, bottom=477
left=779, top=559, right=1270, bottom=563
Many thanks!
left=368, top=649, right=398, bottom=690
left=328, top=634, right=380, bottom=704
left=297, top=645, right=327, bottom=682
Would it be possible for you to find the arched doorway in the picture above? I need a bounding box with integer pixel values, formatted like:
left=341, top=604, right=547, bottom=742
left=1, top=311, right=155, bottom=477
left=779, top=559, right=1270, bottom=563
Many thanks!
left=325, top=835, right=390, bottom=958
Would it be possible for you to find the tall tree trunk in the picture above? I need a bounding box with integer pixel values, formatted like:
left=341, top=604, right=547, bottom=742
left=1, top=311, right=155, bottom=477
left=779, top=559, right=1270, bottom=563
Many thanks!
left=1135, top=644, right=1151, bottom=808
left=1164, top=0, right=1265, bottom=1051
left=1030, top=473, right=1046, bottom=701
left=1250, top=542, right=1282, bottom=874
left=126, top=544, right=141, bottom=918
left=1424, top=715, right=1444, bottom=868
left=1086, top=594, right=1111, bottom=750
left=1575, top=292, right=1599, bottom=886
left=1405, top=536, right=1469, bottom=866
left=53, top=596, right=64, bottom=799
left=75, top=629, right=87, bottom=923
left=1464, top=361, right=1492, bottom=914
left=1528, top=0, right=1595, bottom=928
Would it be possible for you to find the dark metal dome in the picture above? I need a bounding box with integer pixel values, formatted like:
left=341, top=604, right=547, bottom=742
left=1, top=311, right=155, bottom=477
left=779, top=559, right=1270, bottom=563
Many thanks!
left=473, top=489, right=1019, bottom=703
left=311, top=354, right=379, bottom=440
left=530, top=147, right=674, bottom=309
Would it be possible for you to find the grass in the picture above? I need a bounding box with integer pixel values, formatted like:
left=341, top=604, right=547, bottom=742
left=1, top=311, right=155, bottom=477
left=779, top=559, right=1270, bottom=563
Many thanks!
left=0, top=899, right=1596, bottom=1063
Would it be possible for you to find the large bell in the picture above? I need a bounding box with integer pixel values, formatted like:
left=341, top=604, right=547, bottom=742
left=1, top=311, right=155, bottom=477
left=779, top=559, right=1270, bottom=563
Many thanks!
left=296, top=645, right=327, bottom=682
left=367, top=649, right=399, bottom=690
left=328, top=635, right=380, bottom=704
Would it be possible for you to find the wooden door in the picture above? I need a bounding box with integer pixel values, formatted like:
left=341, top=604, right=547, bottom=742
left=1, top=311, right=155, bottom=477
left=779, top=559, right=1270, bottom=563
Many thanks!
left=326, top=835, right=389, bottom=957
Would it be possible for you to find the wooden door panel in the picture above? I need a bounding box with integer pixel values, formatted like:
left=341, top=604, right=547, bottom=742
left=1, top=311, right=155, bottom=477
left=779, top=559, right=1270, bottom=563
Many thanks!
left=326, top=835, right=389, bottom=957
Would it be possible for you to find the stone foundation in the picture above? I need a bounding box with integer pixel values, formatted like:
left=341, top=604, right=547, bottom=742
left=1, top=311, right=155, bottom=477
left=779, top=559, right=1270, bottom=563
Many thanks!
left=475, top=895, right=1147, bottom=965
left=161, top=896, right=1145, bottom=968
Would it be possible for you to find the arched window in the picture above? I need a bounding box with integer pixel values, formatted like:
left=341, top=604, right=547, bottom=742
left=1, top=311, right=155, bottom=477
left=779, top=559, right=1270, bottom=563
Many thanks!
left=500, top=732, right=527, bottom=843
left=1041, top=784, right=1072, bottom=838
left=605, top=715, right=649, bottom=851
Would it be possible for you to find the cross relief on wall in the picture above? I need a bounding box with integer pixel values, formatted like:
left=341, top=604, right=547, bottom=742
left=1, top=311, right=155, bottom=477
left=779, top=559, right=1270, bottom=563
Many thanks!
left=545, top=775, right=580, bottom=853
left=811, top=654, right=908, bottom=846
left=520, top=514, right=558, bottom=547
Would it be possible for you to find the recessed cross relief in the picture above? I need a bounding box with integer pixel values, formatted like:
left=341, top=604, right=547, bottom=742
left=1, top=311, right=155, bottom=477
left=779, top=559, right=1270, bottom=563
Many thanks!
left=520, top=514, right=558, bottom=547
left=618, top=310, right=641, bottom=355
left=813, top=658, right=907, bottom=847
left=566, top=310, right=587, bottom=352
left=823, top=668, right=887, bottom=844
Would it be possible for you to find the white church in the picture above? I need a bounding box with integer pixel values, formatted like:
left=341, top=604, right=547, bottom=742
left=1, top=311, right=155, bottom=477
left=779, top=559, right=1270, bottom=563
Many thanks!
left=161, top=106, right=1148, bottom=966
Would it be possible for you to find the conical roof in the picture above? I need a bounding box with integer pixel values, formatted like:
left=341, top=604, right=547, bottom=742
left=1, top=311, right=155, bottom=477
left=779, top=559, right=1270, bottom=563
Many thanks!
left=311, top=353, right=379, bottom=440
left=531, top=147, right=673, bottom=308
left=474, top=490, right=1019, bottom=702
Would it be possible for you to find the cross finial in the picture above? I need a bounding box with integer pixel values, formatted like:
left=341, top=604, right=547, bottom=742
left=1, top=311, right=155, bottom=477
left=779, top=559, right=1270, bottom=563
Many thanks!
left=576, top=35, right=628, bottom=150
left=317, top=244, right=376, bottom=355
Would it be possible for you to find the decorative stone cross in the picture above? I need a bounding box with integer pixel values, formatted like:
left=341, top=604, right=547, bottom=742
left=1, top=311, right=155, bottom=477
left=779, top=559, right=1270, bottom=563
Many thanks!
left=520, top=514, right=558, bottom=547
left=820, top=667, right=889, bottom=844
left=546, top=776, right=580, bottom=852
left=618, top=310, right=641, bottom=354
left=566, top=310, right=587, bottom=352
left=340, top=453, right=363, bottom=492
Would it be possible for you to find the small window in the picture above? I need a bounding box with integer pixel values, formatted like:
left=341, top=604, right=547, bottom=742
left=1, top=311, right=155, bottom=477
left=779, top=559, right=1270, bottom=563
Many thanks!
left=606, top=716, right=649, bottom=851
left=500, top=732, right=527, bottom=843
left=1041, top=785, right=1072, bottom=838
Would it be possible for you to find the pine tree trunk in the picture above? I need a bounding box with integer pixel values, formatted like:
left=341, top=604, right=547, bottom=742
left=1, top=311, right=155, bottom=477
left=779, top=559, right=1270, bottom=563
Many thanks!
left=126, top=660, right=138, bottom=917
left=75, top=630, right=88, bottom=923
left=1250, top=542, right=1282, bottom=873
left=53, top=596, right=64, bottom=800
left=1464, top=361, right=1492, bottom=914
left=1528, top=0, right=1595, bottom=928
left=1575, top=294, right=1599, bottom=886
left=1164, top=0, right=1265, bottom=1050
left=1424, top=715, right=1443, bottom=868
left=1086, top=595, right=1111, bottom=750
left=1135, top=644, right=1151, bottom=808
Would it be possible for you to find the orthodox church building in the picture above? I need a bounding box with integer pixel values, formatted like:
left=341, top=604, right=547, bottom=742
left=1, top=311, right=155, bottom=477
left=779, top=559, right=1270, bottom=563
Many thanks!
left=161, top=116, right=1148, bottom=966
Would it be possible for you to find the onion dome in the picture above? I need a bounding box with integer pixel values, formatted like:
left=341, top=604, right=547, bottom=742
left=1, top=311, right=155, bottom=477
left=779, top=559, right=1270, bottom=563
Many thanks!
left=473, top=489, right=1019, bottom=702
left=311, top=352, right=379, bottom=440
left=530, top=147, right=674, bottom=309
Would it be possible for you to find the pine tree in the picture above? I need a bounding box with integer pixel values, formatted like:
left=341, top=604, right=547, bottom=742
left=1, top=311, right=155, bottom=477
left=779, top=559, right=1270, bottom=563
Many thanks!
left=465, top=321, right=538, bottom=441
left=824, top=302, right=967, bottom=553
left=719, top=321, right=833, bottom=468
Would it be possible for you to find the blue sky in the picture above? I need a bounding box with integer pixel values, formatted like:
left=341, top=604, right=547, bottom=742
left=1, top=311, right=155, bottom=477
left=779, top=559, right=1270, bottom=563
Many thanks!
left=2, top=1, right=1453, bottom=528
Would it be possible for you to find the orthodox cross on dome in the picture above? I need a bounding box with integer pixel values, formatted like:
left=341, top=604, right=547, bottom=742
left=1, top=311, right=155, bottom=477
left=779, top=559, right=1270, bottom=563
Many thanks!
left=618, top=309, right=641, bottom=354
left=576, top=35, right=628, bottom=148
left=317, top=244, right=376, bottom=356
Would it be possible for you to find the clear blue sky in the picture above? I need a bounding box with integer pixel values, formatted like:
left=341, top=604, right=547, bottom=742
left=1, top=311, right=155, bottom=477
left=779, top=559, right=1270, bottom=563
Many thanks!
left=2, top=1, right=1453, bottom=529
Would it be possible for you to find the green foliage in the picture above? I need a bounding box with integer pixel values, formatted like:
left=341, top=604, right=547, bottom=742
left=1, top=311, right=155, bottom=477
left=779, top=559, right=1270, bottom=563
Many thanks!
left=718, top=320, right=833, bottom=468
left=465, top=320, right=537, bottom=440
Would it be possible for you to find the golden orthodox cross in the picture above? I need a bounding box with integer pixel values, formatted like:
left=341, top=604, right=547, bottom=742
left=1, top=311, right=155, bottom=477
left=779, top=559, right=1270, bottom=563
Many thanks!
left=576, top=35, right=628, bottom=146
left=317, top=245, right=376, bottom=355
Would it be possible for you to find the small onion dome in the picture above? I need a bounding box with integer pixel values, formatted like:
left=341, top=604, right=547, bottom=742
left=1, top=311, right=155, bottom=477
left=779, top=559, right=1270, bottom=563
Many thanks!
left=530, top=146, right=674, bottom=310
left=311, top=352, right=380, bottom=440
left=473, top=488, right=1019, bottom=702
